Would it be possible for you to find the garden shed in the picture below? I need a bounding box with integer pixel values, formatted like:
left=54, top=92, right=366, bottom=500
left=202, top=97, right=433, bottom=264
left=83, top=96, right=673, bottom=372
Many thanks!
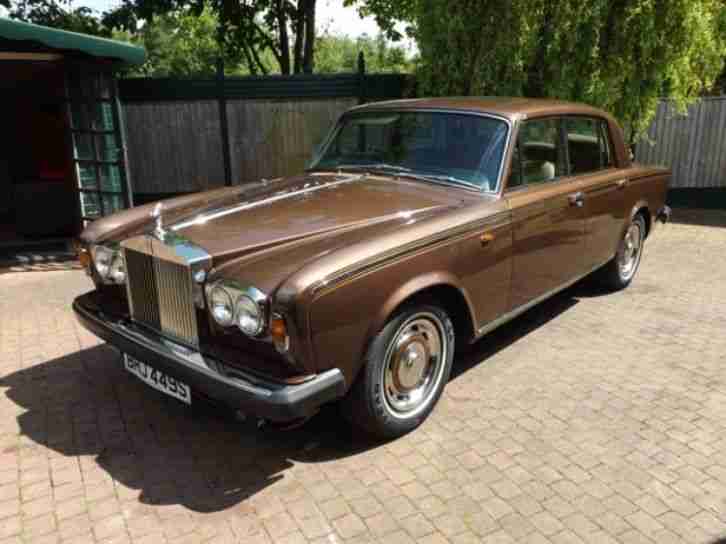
left=0, top=18, right=144, bottom=249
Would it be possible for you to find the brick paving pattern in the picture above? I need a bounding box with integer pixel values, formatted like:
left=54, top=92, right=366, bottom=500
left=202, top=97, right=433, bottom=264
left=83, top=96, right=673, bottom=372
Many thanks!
left=0, top=210, right=725, bottom=543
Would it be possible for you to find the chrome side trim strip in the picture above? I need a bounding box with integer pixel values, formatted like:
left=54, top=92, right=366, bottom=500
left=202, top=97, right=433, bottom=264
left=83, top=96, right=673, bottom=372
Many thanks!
left=311, top=210, right=511, bottom=296
left=476, top=258, right=612, bottom=338
left=170, top=174, right=364, bottom=231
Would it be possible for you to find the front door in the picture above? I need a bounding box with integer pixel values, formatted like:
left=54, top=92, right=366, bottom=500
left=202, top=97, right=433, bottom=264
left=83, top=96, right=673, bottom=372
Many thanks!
left=65, top=65, right=132, bottom=227
left=505, top=117, right=586, bottom=311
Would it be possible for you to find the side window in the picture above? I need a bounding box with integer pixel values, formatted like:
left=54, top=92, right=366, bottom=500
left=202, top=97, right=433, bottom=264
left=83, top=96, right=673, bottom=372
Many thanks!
left=516, top=118, right=564, bottom=185
left=599, top=120, right=613, bottom=168
left=565, top=117, right=614, bottom=174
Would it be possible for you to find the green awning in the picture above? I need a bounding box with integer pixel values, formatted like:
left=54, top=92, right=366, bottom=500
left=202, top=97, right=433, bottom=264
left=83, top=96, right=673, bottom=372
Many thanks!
left=0, top=17, right=146, bottom=65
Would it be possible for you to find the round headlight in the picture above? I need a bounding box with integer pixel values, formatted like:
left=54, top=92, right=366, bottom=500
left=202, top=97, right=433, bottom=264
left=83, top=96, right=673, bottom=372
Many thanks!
left=235, top=294, right=263, bottom=336
left=92, top=246, right=114, bottom=279
left=210, top=285, right=234, bottom=326
left=109, top=254, right=126, bottom=284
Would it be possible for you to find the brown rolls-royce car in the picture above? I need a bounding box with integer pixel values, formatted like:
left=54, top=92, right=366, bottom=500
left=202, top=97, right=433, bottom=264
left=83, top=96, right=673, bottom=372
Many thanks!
left=73, top=97, right=671, bottom=438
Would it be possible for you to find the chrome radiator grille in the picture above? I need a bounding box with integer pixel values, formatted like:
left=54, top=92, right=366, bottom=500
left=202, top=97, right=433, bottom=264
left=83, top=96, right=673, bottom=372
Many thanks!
left=124, top=248, right=199, bottom=347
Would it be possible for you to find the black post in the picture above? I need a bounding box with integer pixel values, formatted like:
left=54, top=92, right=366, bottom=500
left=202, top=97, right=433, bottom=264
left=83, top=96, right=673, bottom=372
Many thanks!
left=357, top=51, right=366, bottom=105
left=217, top=24, right=233, bottom=187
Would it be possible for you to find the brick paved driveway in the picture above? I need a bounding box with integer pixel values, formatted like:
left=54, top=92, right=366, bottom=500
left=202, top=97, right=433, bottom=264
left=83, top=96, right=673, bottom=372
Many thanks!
left=1, top=210, right=726, bottom=544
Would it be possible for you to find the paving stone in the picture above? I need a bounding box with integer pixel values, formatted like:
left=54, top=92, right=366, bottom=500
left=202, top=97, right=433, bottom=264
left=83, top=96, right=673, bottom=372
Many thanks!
left=1, top=211, right=725, bottom=544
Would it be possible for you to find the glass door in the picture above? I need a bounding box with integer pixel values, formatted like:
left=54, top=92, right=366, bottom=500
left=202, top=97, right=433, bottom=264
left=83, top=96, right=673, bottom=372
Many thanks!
left=65, top=66, right=131, bottom=225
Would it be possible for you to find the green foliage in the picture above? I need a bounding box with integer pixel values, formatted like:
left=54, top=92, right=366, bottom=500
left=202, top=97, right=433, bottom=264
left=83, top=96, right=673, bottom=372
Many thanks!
left=367, top=0, right=726, bottom=140
left=106, top=0, right=318, bottom=75
left=716, top=65, right=726, bottom=94
left=4, top=0, right=111, bottom=37
left=343, top=0, right=415, bottom=41
left=112, top=8, right=267, bottom=77
left=315, top=32, right=412, bottom=73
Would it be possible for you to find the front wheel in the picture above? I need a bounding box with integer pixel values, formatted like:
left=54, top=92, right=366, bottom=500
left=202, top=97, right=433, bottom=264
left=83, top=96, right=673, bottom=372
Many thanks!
left=599, top=214, right=646, bottom=290
left=344, top=304, right=455, bottom=439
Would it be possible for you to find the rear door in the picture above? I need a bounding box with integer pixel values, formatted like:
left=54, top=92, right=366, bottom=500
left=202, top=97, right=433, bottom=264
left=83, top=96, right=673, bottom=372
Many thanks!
left=505, top=117, right=586, bottom=310
left=564, top=117, right=626, bottom=272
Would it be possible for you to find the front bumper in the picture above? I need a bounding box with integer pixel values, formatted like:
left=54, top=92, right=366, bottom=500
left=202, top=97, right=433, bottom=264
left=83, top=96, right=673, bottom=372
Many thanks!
left=73, top=292, right=346, bottom=422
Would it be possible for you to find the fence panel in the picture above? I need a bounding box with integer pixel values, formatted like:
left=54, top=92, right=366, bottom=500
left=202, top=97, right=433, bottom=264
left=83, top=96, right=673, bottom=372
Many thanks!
left=226, top=97, right=355, bottom=183
left=636, top=97, right=726, bottom=189
left=119, top=73, right=409, bottom=197
left=123, top=100, right=226, bottom=195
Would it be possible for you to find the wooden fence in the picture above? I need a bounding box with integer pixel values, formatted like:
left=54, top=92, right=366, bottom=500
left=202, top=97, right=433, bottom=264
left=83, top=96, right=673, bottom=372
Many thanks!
left=636, top=97, right=726, bottom=189
left=119, top=73, right=411, bottom=199
left=121, top=78, right=724, bottom=205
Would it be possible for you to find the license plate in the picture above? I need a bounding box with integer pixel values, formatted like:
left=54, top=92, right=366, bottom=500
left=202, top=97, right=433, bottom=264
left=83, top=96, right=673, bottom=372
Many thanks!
left=124, top=354, right=191, bottom=405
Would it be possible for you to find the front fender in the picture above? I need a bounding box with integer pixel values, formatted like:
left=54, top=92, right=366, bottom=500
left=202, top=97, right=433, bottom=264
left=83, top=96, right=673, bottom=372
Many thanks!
left=368, top=271, right=476, bottom=345
left=307, top=249, right=477, bottom=387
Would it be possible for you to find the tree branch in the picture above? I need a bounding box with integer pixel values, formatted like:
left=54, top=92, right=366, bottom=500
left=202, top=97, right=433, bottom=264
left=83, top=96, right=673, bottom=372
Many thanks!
left=302, top=0, right=315, bottom=73
left=275, top=0, right=291, bottom=74
left=293, top=0, right=305, bottom=73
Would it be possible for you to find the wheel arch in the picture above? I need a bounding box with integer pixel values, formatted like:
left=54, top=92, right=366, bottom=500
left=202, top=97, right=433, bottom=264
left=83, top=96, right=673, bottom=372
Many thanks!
left=368, top=272, right=477, bottom=353
left=630, top=200, right=652, bottom=238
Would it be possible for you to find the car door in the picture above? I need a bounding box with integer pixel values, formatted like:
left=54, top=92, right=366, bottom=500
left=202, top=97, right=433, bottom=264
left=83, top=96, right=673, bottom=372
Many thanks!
left=505, top=117, right=586, bottom=311
left=564, top=117, right=627, bottom=272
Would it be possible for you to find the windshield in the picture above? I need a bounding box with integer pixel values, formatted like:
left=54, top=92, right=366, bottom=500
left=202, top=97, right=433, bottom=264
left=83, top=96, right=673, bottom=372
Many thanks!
left=308, top=110, right=509, bottom=192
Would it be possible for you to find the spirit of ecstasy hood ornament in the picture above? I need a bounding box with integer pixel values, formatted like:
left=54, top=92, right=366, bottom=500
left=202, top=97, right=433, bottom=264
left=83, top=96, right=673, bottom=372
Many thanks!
left=151, top=202, right=166, bottom=239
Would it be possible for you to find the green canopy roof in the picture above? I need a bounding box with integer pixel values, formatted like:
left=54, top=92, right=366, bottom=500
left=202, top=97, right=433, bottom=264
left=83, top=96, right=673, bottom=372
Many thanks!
left=0, top=17, right=146, bottom=65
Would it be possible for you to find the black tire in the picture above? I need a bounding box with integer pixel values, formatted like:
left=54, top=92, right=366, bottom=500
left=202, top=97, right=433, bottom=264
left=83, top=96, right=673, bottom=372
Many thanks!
left=343, top=303, right=455, bottom=440
left=599, top=213, right=646, bottom=290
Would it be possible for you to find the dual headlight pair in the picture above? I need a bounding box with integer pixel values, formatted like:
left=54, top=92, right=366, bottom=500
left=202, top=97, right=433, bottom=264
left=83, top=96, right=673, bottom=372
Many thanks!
left=207, top=282, right=290, bottom=354
left=90, top=245, right=125, bottom=284
left=208, top=283, right=266, bottom=337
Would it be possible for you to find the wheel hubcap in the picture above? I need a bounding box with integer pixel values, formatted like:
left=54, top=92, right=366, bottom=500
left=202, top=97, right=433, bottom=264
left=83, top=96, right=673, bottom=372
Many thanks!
left=618, top=222, right=643, bottom=281
left=383, top=314, right=447, bottom=418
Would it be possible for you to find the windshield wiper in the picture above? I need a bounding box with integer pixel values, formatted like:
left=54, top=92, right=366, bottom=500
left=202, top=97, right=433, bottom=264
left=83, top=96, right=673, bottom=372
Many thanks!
left=332, top=163, right=412, bottom=173
left=404, top=173, right=482, bottom=191
left=323, top=164, right=481, bottom=190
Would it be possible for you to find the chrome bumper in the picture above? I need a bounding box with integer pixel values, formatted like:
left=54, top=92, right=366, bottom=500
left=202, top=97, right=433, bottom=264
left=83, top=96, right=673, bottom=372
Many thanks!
left=73, top=292, right=346, bottom=422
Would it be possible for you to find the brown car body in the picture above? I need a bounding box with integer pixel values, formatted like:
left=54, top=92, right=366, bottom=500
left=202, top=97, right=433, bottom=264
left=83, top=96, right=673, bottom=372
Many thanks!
left=73, top=97, right=670, bottom=428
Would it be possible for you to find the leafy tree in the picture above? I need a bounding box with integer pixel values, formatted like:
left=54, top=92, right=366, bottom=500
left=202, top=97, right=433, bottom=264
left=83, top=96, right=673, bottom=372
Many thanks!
left=315, top=32, right=412, bottom=73
left=343, top=0, right=414, bottom=42
left=2, top=0, right=111, bottom=36
left=112, top=8, right=266, bottom=76
left=106, top=0, right=318, bottom=75
left=354, top=0, right=726, bottom=140
left=713, top=61, right=726, bottom=94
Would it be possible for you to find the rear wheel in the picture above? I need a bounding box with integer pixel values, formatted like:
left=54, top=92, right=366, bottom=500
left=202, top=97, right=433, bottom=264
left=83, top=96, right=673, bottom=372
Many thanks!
left=599, top=214, right=646, bottom=290
left=344, top=303, right=455, bottom=439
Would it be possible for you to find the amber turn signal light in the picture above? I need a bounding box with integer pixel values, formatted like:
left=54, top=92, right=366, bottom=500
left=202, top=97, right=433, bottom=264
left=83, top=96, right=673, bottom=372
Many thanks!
left=270, top=314, right=290, bottom=353
left=77, top=246, right=91, bottom=270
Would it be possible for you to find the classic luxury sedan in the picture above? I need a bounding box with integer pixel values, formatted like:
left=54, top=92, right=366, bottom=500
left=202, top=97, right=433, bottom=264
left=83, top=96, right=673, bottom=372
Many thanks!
left=73, top=97, right=671, bottom=438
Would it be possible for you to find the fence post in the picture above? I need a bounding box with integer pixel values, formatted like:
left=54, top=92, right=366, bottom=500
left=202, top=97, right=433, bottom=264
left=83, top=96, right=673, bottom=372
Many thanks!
left=357, top=51, right=366, bottom=105
left=217, top=25, right=233, bottom=187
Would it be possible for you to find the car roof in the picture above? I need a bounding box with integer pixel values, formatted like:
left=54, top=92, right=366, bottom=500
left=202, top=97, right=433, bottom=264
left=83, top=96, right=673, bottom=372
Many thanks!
left=350, top=97, right=612, bottom=122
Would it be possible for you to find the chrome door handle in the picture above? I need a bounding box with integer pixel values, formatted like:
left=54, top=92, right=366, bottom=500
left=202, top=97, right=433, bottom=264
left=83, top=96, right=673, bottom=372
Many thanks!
left=616, top=178, right=628, bottom=190
left=568, top=192, right=584, bottom=207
